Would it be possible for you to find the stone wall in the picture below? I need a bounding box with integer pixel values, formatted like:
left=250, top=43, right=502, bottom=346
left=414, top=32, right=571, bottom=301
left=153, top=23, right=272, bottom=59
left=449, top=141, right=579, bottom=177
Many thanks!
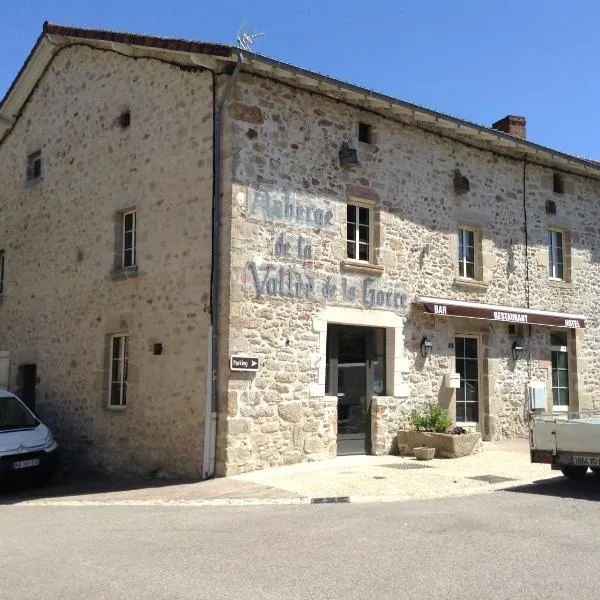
left=0, top=46, right=214, bottom=478
left=219, top=71, right=600, bottom=474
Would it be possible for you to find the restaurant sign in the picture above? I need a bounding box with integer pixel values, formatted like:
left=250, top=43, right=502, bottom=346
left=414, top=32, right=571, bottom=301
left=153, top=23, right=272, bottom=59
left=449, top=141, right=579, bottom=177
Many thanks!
left=422, top=299, right=585, bottom=329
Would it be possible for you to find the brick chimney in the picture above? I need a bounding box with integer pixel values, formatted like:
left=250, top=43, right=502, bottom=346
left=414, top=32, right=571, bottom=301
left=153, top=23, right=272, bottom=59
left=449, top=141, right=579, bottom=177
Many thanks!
left=491, top=115, right=526, bottom=140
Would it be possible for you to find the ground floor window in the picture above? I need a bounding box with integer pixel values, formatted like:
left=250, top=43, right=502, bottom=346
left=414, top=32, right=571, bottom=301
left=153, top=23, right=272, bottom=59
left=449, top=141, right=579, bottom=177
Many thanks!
left=455, top=336, right=479, bottom=423
left=109, top=334, right=129, bottom=407
left=551, top=332, right=569, bottom=409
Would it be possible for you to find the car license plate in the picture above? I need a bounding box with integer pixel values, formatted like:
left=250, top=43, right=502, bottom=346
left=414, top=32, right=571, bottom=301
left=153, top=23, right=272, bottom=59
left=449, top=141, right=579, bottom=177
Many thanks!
left=12, top=458, right=40, bottom=470
left=572, top=455, right=600, bottom=467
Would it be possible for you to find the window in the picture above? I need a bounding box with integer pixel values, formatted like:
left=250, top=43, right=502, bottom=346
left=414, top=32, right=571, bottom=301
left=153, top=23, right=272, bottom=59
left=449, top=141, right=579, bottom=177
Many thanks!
left=458, top=228, right=476, bottom=279
left=548, top=229, right=564, bottom=280
left=346, top=203, right=372, bottom=262
left=122, top=210, right=137, bottom=268
left=358, top=122, right=372, bottom=144
left=553, top=173, right=564, bottom=194
left=119, top=110, right=131, bottom=129
left=0, top=250, right=4, bottom=295
left=109, top=335, right=129, bottom=408
left=551, top=332, right=569, bottom=410
left=26, top=151, right=42, bottom=182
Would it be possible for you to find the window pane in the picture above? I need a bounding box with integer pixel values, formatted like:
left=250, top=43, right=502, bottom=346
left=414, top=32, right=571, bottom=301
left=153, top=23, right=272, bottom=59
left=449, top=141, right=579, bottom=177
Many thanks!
left=466, top=261, right=475, bottom=278
left=555, top=353, right=568, bottom=369
left=464, top=338, right=477, bottom=357
left=557, top=369, right=569, bottom=388
left=358, top=207, right=369, bottom=225
left=347, top=222, right=356, bottom=241
left=456, top=403, right=466, bottom=422
left=358, top=224, right=369, bottom=242
left=110, top=382, right=122, bottom=406
left=347, top=205, right=356, bottom=223
left=124, top=213, right=135, bottom=231
left=124, top=231, right=133, bottom=251
left=347, top=241, right=356, bottom=259
left=454, top=337, right=465, bottom=356
left=464, top=359, right=478, bottom=381
left=557, top=388, right=569, bottom=406
left=358, top=243, right=369, bottom=261
left=464, top=381, right=477, bottom=403
left=466, top=403, right=479, bottom=422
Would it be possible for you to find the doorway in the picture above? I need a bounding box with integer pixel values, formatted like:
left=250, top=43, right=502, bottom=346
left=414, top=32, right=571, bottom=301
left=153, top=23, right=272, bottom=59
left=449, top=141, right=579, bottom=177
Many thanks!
left=17, top=364, right=37, bottom=412
left=454, top=337, right=479, bottom=426
left=326, top=325, right=386, bottom=455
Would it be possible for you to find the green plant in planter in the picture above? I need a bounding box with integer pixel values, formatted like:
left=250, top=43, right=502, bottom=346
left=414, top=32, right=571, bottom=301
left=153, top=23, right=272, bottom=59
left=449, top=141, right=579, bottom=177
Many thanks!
left=410, top=403, right=453, bottom=433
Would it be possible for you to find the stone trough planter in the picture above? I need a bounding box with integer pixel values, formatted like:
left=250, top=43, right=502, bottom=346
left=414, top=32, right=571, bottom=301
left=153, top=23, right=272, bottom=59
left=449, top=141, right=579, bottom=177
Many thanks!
left=398, top=430, right=482, bottom=458
left=413, top=446, right=435, bottom=461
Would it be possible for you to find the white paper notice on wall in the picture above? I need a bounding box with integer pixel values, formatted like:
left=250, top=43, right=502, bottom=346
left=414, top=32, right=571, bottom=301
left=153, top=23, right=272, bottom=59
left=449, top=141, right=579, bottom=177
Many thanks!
left=529, top=382, right=547, bottom=410
left=444, top=373, right=461, bottom=389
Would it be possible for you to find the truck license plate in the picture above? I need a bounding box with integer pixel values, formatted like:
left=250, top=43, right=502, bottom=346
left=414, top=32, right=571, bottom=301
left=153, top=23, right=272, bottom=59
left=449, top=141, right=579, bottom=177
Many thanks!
left=12, top=458, right=40, bottom=470
left=572, top=456, right=600, bottom=467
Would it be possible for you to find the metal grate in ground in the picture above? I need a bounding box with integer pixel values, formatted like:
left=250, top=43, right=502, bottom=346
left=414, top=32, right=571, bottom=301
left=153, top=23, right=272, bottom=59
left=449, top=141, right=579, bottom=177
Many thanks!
left=311, top=496, right=351, bottom=504
left=467, top=475, right=517, bottom=484
left=381, top=462, right=433, bottom=470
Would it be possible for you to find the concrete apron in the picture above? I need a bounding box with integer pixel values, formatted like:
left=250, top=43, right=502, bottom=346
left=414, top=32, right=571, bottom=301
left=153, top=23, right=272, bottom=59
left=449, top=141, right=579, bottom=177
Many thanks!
left=12, top=439, right=560, bottom=507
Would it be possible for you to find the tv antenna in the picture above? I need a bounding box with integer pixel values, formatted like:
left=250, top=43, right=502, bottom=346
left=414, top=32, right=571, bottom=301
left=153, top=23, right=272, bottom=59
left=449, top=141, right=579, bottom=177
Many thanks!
left=236, top=22, right=265, bottom=51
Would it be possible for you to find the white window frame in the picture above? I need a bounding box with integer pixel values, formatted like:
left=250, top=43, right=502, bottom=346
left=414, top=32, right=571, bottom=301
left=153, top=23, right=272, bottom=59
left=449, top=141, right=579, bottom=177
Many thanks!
left=121, top=210, right=137, bottom=269
left=0, top=250, right=4, bottom=295
left=108, top=334, right=129, bottom=408
left=548, top=228, right=565, bottom=281
left=458, top=227, right=477, bottom=280
left=346, top=200, right=373, bottom=263
left=26, top=150, right=42, bottom=183
left=551, top=338, right=569, bottom=413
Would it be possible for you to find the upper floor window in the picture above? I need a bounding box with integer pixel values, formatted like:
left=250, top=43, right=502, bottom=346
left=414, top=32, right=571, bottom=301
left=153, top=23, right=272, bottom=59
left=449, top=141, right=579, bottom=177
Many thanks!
left=458, top=228, right=476, bottom=279
left=548, top=229, right=564, bottom=280
left=122, top=210, right=137, bottom=269
left=108, top=334, right=129, bottom=408
left=358, top=122, right=373, bottom=144
left=346, top=202, right=372, bottom=262
left=26, top=151, right=42, bottom=183
left=0, top=250, right=4, bottom=294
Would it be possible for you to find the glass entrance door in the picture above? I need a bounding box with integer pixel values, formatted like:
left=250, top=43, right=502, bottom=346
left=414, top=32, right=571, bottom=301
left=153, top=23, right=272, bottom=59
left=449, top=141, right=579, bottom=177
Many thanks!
left=326, top=325, right=385, bottom=456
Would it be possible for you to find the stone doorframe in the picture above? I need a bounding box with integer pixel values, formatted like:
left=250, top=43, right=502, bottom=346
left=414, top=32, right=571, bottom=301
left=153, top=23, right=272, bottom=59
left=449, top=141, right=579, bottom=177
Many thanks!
left=309, top=306, right=409, bottom=399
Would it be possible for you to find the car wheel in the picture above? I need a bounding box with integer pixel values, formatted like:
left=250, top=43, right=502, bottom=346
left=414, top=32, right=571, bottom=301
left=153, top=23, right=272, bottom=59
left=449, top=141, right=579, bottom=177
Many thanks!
left=561, top=465, right=588, bottom=479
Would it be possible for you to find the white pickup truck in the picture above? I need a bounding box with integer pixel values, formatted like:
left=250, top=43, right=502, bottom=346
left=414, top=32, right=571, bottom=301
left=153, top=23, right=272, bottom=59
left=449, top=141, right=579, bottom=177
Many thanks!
left=530, top=412, right=600, bottom=479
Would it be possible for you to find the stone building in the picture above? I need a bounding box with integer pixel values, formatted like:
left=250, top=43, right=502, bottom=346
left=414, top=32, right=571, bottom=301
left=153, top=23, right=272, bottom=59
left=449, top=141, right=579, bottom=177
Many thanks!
left=0, top=23, right=598, bottom=478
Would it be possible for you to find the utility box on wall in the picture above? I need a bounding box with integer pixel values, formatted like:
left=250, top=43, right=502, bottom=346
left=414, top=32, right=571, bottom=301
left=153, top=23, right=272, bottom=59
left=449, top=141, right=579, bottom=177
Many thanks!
left=444, top=373, right=461, bottom=389
left=529, top=382, right=547, bottom=410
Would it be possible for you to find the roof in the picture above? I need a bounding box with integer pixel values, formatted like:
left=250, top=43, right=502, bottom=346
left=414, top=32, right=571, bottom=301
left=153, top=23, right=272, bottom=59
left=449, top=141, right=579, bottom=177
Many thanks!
left=1, top=22, right=599, bottom=178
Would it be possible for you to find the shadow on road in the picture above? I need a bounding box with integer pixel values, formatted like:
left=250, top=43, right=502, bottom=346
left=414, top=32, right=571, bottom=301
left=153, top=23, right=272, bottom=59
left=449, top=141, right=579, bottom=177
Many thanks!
left=503, top=473, right=600, bottom=501
left=0, top=468, right=195, bottom=506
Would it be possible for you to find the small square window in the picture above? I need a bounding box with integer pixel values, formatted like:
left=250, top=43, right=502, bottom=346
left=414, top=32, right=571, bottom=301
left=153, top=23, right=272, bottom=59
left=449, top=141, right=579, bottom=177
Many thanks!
left=358, top=122, right=372, bottom=144
left=346, top=202, right=372, bottom=262
left=553, top=173, right=564, bottom=194
left=108, top=334, right=129, bottom=408
left=545, top=200, right=557, bottom=215
left=120, top=110, right=131, bottom=129
left=26, top=151, right=42, bottom=182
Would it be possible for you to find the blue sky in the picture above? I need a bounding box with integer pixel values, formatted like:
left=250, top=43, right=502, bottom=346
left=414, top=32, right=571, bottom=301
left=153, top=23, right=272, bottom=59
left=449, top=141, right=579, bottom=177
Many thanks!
left=1, top=0, right=599, bottom=158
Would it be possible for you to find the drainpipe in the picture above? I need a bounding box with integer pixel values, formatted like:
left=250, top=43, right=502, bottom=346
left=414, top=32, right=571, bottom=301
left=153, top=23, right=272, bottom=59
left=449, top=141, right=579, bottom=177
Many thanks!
left=203, top=49, right=243, bottom=479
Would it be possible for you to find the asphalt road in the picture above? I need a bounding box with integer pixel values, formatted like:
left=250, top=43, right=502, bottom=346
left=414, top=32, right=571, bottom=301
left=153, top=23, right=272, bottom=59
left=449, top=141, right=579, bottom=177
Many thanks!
left=2, top=477, right=600, bottom=600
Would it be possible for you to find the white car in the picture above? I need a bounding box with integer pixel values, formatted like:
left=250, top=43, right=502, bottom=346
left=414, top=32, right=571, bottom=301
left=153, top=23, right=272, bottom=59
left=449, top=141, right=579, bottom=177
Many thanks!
left=0, top=390, right=60, bottom=483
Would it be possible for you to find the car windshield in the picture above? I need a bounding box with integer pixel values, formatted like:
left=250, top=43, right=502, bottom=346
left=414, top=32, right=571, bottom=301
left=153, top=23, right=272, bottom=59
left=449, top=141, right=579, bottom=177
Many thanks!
left=0, top=396, right=38, bottom=431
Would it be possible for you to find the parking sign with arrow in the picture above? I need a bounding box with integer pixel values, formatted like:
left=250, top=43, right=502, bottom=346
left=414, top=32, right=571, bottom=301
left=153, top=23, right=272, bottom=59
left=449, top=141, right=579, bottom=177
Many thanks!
left=230, top=355, right=260, bottom=372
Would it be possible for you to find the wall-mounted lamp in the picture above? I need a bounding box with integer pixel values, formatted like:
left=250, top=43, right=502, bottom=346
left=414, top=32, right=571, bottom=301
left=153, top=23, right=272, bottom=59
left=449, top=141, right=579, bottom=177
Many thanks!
left=420, top=336, right=433, bottom=359
left=511, top=340, right=524, bottom=361
left=454, top=169, right=470, bottom=195
left=339, top=142, right=358, bottom=167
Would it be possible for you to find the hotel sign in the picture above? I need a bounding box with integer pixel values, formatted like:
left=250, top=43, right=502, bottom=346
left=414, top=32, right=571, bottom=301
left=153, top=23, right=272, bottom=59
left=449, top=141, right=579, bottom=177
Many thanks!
left=423, top=300, right=585, bottom=329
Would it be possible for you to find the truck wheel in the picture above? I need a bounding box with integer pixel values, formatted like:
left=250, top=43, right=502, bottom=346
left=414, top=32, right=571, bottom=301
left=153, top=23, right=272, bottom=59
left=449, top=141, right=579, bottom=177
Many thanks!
left=561, top=466, right=588, bottom=479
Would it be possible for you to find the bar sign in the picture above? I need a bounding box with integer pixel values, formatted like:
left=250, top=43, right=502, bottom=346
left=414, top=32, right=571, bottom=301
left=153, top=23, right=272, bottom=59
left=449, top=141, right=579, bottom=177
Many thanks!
left=230, top=355, right=260, bottom=372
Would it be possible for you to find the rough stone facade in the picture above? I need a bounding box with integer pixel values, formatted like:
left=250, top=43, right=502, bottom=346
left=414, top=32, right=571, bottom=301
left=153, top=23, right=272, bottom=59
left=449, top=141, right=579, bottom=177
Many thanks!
left=3, top=31, right=600, bottom=479
left=0, top=46, right=213, bottom=478
left=218, top=72, right=600, bottom=475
